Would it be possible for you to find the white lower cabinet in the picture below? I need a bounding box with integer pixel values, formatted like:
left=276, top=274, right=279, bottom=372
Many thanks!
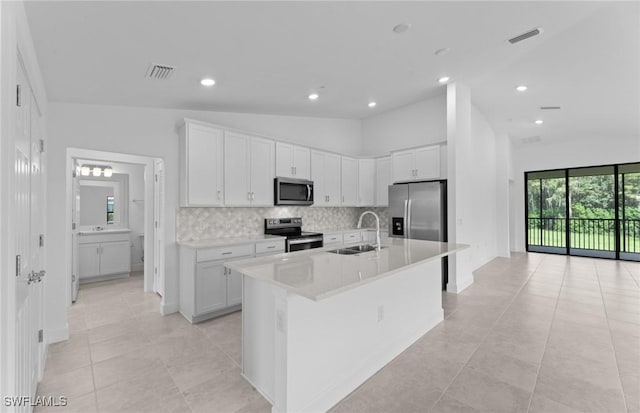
left=195, top=261, right=228, bottom=315
left=343, top=231, right=362, bottom=244
left=180, top=238, right=285, bottom=323
left=323, top=233, right=343, bottom=245
left=78, top=233, right=131, bottom=282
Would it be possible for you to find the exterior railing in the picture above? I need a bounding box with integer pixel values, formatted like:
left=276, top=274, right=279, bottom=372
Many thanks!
left=527, top=217, right=640, bottom=253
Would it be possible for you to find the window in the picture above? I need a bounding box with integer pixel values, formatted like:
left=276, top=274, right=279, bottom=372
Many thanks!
left=107, top=196, right=115, bottom=224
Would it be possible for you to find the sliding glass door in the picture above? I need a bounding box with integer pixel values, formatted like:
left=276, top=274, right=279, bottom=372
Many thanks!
left=568, top=166, right=616, bottom=258
left=619, top=163, right=640, bottom=261
left=526, top=162, right=639, bottom=262
left=527, top=170, right=566, bottom=254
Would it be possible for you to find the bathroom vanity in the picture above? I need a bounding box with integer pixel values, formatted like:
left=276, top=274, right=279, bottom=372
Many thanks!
left=77, top=229, right=132, bottom=283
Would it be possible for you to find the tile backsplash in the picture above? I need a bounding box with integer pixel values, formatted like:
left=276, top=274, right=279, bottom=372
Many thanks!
left=176, top=206, right=389, bottom=242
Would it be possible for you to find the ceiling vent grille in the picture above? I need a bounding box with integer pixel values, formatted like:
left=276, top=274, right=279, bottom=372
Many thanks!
left=540, top=106, right=561, bottom=110
left=146, top=64, right=175, bottom=80
left=508, top=27, right=542, bottom=44
left=521, top=136, right=542, bottom=144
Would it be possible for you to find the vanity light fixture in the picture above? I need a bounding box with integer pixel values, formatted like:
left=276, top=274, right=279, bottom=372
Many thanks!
left=80, top=164, right=113, bottom=177
left=200, top=78, right=215, bottom=87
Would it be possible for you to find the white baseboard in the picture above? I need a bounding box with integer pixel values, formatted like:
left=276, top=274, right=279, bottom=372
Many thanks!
left=447, top=275, right=473, bottom=293
left=161, top=302, right=179, bottom=315
left=131, top=263, right=144, bottom=272
left=47, top=323, right=69, bottom=344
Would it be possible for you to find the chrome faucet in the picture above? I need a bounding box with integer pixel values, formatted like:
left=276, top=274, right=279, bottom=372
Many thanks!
left=357, top=211, right=381, bottom=251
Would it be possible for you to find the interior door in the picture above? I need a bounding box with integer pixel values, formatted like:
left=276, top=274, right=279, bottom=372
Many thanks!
left=14, top=57, right=43, bottom=411
left=71, top=167, right=81, bottom=301
left=153, top=159, right=165, bottom=296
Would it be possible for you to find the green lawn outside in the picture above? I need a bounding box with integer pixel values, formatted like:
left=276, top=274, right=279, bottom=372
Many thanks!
left=528, top=228, right=640, bottom=253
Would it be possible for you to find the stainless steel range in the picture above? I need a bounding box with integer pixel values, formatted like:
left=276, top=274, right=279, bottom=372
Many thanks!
left=264, top=218, right=323, bottom=252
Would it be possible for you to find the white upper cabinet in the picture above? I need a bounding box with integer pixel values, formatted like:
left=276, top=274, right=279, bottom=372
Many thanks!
left=375, top=156, right=391, bottom=207
left=276, top=142, right=311, bottom=179
left=250, top=137, right=276, bottom=205
left=391, top=145, right=441, bottom=183
left=224, top=131, right=275, bottom=206
left=358, top=159, right=376, bottom=207
left=179, top=120, right=224, bottom=206
left=341, top=156, right=358, bottom=206
left=311, top=150, right=342, bottom=206
left=414, top=146, right=440, bottom=180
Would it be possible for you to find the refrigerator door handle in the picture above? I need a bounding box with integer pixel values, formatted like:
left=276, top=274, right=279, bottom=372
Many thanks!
left=404, top=199, right=409, bottom=238
left=407, top=199, right=412, bottom=238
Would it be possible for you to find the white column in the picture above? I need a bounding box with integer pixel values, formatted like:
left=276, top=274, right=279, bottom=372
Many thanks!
left=446, top=83, right=474, bottom=293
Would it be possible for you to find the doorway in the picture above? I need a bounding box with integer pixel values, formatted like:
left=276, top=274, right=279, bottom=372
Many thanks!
left=526, top=162, right=640, bottom=261
left=66, top=149, right=165, bottom=309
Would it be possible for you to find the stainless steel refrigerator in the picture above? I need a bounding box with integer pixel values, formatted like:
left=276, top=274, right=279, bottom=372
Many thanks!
left=389, top=180, right=448, bottom=288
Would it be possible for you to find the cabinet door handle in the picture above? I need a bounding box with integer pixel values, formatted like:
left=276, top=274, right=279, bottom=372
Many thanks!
left=267, top=245, right=275, bottom=249
left=291, top=166, right=295, bottom=175
left=252, top=192, right=255, bottom=200
left=222, top=251, right=232, bottom=255
left=247, top=192, right=251, bottom=200
left=342, top=195, right=344, bottom=203
left=217, top=190, right=221, bottom=200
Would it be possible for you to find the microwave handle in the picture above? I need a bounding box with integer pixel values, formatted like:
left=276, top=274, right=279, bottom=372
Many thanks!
left=307, top=184, right=312, bottom=201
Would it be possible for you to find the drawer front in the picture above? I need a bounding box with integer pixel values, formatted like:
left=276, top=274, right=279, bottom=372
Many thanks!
left=343, top=231, right=362, bottom=244
left=197, top=244, right=254, bottom=262
left=256, top=240, right=285, bottom=255
left=323, top=233, right=343, bottom=245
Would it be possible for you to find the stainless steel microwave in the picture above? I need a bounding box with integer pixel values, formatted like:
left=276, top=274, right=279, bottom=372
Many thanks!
left=274, top=177, right=314, bottom=206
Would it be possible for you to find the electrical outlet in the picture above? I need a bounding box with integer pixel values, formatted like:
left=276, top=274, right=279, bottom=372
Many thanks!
left=377, top=305, right=384, bottom=322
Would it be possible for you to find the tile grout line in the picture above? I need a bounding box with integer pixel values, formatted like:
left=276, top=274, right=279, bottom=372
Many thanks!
left=427, top=255, right=546, bottom=412
left=524, top=255, right=569, bottom=413
left=594, top=263, right=631, bottom=413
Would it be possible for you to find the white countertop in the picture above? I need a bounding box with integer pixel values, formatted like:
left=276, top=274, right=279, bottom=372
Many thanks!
left=307, top=227, right=377, bottom=234
left=78, top=228, right=132, bottom=235
left=178, top=234, right=285, bottom=249
left=226, top=238, right=468, bottom=301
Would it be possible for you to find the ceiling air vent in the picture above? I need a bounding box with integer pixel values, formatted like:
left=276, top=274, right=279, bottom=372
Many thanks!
left=540, top=106, right=561, bottom=110
left=521, top=136, right=542, bottom=144
left=508, top=27, right=542, bottom=44
left=145, top=63, right=175, bottom=80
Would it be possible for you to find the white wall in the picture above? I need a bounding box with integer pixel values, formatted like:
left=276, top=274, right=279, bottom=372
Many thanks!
left=45, top=102, right=363, bottom=335
left=360, top=94, right=446, bottom=156
left=469, top=104, right=498, bottom=268
left=510, top=135, right=640, bottom=252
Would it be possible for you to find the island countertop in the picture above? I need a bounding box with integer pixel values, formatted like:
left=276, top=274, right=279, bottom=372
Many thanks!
left=225, top=238, right=468, bottom=301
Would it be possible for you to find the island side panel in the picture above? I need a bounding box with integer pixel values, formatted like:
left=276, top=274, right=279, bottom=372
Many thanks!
left=242, top=275, right=277, bottom=404
left=281, top=259, right=443, bottom=413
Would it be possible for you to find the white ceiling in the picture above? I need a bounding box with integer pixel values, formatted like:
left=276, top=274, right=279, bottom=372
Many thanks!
left=24, top=1, right=640, bottom=142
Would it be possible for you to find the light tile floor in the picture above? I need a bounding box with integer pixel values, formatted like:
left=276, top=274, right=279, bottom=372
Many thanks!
left=36, top=254, right=639, bottom=413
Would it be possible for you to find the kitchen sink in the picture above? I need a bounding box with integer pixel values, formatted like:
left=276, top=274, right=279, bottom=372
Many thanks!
left=326, top=248, right=361, bottom=255
left=326, top=244, right=385, bottom=255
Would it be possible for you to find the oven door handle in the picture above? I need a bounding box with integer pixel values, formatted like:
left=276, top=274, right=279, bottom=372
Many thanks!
left=288, top=237, right=323, bottom=245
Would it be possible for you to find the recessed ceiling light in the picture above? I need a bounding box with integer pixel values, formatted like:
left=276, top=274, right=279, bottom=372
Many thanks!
left=368, top=101, right=377, bottom=108
left=308, top=93, right=319, bottom=100
left=438, top=76, right=450, bottom=84
left=434, top=47, right=450, bottom=56
left=200, top=78, right=215, bottom=87
left=392, top=23, right=411, bottom=34
left=535, top=119, right=544, bottom=125
left=516, top=85, right=528, bottom=92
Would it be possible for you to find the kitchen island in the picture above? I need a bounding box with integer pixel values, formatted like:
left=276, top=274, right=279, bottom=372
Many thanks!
left=226, top=238, right=468, bottom=413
